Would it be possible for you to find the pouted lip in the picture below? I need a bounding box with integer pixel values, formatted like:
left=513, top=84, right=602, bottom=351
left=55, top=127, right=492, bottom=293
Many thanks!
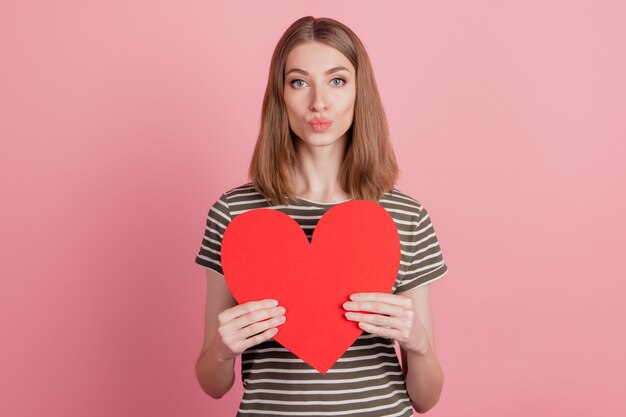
left=309, top=117, right=331, bottom=123
left=308, top=117, right=332, bottom=124
left=308, top=117, right=332, bottom=132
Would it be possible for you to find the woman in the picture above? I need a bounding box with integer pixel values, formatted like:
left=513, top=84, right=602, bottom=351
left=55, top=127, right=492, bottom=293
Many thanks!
left=194, top=16, right=448, bottom=416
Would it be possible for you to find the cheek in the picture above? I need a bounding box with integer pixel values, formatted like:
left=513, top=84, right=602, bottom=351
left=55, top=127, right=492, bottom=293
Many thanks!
left=284, top=94, right=304, bottom=116
left=338, top=97, right=356, bottom=121
left=283, top=98, right=297, bottom=122
left=288, top=110, right=303, bottom=131
left=283, top=99, right=304, bottom=134
left=336, top=90, right=356, bottom=114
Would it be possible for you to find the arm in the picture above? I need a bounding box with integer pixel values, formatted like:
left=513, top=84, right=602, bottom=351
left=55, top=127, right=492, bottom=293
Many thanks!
left=194, top=269, right=238, bottom=399
left=343, top=284, right=444, bottom=413
left=194, top=269, right=287, bottom=399
left=399, top=284, right=444, bottom=413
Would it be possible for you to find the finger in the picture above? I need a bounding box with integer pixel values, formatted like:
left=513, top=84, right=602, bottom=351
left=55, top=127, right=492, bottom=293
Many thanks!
left=218, top=299, right=278, bottom=324
left=343, top=300, right=412, bottom=318
left=350, top=292, right=412, bottom=308
left=358, top=321, right=403, bottom=340
left=239, top=327, right=279, bottom=351
left=345, top=312, right=410, bottom=330
left=224, top=306, right=285, bottom=334
left=237, top=314, right=286, bottom=340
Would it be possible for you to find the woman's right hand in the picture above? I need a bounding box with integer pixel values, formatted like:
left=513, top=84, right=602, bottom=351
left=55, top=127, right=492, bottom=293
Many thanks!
left=210, top=299, right=286, bottom=362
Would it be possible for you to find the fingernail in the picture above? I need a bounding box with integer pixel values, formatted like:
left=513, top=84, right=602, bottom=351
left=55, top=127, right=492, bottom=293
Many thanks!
left=269, top=299, right=278, bottom=307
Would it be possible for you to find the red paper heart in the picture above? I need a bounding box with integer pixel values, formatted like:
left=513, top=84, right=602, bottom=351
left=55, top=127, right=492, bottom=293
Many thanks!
left=221, top=200, right=400, bottom=374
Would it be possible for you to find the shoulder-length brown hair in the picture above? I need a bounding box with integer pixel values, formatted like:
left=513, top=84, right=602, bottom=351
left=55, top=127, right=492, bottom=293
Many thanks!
left=248, top=16, right=399, bottom=205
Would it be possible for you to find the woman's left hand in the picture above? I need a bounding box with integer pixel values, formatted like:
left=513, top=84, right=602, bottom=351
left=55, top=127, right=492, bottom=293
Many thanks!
left=343, top=292, right=429, bottom=355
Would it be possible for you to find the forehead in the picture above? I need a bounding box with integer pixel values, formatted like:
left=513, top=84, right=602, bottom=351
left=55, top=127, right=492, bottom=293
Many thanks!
left=285, top=41, right=354, bottom=74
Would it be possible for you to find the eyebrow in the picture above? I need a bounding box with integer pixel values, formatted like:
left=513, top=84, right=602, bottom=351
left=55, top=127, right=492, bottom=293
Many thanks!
left=285, top=66, right=351, bottom=76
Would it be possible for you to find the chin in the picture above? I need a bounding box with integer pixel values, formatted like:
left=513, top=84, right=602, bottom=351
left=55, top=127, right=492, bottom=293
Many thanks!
left=295, top=129, right=348, bottom=148
left=302, top=136, right=343, bottom=148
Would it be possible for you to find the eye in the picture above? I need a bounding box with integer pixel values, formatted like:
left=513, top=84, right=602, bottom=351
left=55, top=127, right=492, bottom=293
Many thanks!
left=289, top=77, right=347, bottom=89
left=290, top=79, right=307, bottom=88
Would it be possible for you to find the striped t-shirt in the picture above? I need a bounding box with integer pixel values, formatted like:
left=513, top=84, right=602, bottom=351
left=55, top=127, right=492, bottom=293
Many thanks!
left=195, top=183, right=448, bottom=416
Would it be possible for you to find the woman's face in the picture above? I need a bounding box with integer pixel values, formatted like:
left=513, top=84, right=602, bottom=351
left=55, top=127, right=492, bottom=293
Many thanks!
left=283, top=41, right=356, bottom=149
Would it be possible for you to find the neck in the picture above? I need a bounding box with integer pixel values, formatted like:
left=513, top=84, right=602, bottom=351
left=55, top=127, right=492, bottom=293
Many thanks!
left=292, top=135, right=350, bottom=202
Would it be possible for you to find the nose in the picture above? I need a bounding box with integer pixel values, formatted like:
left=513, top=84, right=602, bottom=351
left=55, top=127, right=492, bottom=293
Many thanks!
left=309, top=84, right=328, bottom=112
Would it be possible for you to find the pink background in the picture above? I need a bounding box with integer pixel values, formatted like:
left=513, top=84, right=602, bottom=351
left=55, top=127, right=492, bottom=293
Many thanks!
left=1, top=1, right=625, bottom=416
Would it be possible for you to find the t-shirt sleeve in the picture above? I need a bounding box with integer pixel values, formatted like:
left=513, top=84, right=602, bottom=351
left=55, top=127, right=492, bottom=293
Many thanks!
left=194, top=192, right=231, bottom=276
left=395, top=205, right=448, bottom=293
